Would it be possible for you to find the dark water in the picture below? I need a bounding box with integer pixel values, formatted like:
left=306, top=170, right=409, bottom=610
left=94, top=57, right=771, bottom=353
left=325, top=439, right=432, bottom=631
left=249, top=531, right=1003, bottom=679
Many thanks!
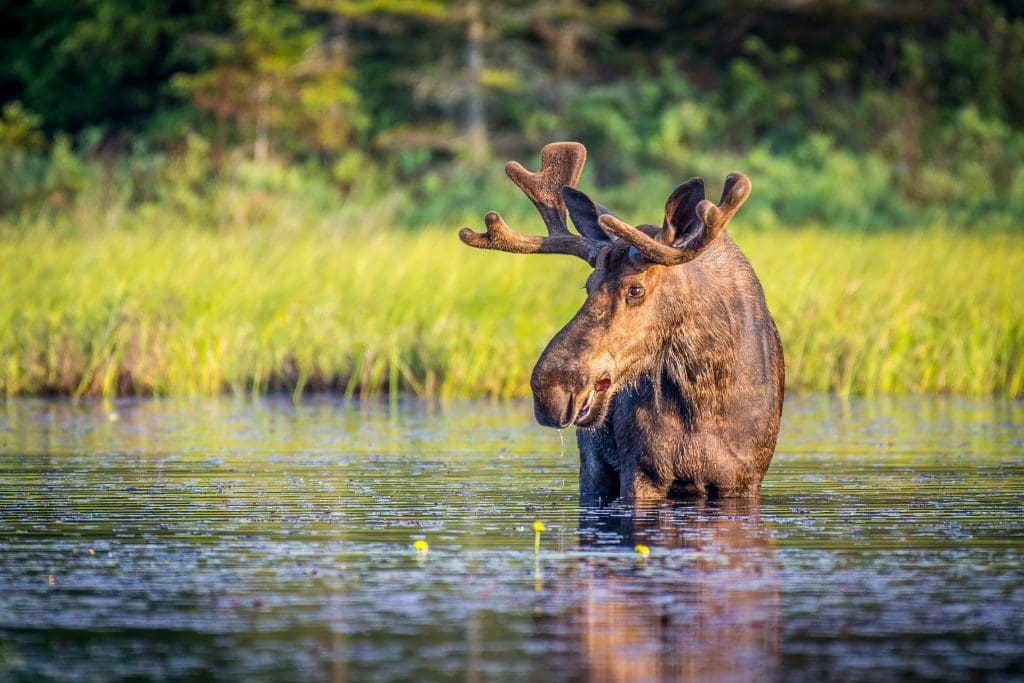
left=1, top=395, right=1022, bottom=682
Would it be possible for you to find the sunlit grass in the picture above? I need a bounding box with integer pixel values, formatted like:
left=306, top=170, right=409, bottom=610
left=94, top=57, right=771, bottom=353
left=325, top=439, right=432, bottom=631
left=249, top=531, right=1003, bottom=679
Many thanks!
left=0, top=217, right=1021, bottom=399
left=746, top=227, right=1024, bottom=398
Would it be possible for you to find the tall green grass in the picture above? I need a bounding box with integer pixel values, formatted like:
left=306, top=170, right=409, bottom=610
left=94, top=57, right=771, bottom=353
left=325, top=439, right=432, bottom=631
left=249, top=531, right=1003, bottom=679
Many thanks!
left=1, top=217, right=1021, bottom=399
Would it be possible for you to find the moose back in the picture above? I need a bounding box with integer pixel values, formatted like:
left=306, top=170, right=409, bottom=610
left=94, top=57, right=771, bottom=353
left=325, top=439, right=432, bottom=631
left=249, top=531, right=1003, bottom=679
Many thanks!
left=459, top=142, right=784, bottom=502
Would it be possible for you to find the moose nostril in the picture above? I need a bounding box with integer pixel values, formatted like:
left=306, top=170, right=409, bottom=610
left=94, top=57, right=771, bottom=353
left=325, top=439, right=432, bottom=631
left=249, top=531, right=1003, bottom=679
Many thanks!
left=533, top=385, right=577, bottom=429
left=558, top=393, right=575, bottom=428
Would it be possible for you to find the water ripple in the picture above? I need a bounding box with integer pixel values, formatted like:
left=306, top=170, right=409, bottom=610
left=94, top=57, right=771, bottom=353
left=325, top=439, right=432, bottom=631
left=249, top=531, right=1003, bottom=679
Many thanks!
left=0, top=394, right=1022, bottom=682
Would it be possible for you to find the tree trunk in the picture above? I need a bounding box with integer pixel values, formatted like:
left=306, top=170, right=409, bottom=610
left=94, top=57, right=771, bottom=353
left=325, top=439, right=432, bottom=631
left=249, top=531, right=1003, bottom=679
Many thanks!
left=465, top=1, right=489, bottom=163
left=254, top=79, right=270, bottom=163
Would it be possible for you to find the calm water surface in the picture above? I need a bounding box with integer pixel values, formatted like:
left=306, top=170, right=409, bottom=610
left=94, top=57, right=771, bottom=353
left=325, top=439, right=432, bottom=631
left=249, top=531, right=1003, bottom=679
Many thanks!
left=1, top=395, right=1022, bottom=682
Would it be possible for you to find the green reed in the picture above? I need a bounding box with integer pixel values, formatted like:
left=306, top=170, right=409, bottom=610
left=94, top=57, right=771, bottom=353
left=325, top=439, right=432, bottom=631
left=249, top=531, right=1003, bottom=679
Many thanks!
left=1, top=216, right=1021, bottom=399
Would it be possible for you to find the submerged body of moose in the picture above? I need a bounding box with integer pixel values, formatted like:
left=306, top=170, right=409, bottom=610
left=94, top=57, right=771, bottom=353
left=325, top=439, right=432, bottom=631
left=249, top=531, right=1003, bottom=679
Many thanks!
left=459, top=142, right=784, bottom=501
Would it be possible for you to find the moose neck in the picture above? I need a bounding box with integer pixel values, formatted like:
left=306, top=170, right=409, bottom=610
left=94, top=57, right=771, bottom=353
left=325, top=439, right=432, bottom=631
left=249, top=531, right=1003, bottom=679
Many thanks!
left=652, top=260, right=739, bottom=427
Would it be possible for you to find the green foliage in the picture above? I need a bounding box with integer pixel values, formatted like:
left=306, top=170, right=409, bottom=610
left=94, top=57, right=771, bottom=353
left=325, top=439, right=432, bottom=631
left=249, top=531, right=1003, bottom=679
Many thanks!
left=5, top=0, right=1024, bottom=181
left=2, top=126, right=1022, bottom=232
left=170, top=0, right=365, bottom=159
left=0, top=130, right=1021, bottom=400
left=942, top=28, right=1001, bottom=117
left=1, top=200, right=1020, bottom=399
left=0, top=101, right=44, bottom=150
left=0, top=0, right=231, bottom=131
left=2, top=0, right=1023, bottom=400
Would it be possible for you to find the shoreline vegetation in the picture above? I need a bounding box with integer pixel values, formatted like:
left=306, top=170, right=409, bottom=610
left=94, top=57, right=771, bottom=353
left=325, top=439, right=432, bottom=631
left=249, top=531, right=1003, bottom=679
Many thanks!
left=3, top=3, right=1023, bottom=400
left=2, top=181, right=1021, bottom=400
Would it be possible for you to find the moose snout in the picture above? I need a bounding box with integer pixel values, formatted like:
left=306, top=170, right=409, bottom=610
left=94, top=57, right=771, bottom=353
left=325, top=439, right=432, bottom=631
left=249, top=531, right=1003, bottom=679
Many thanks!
left=531, top=312, right=609, bottom=429
left=531, top=357, right=590, bottom=428
left=532, top=383, right=576, bottom=429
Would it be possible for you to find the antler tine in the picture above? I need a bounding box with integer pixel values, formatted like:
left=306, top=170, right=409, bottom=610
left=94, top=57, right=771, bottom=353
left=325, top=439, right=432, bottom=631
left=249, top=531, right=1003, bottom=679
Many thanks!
left=504, top=142, right=586, bottom=235
left=458, top=211, right=593, bottom=261
left=458, top=141, right=598, bottom=264
left=696, top=171, right=751, bottom=231
left=597, top=172, right=752, bottom=267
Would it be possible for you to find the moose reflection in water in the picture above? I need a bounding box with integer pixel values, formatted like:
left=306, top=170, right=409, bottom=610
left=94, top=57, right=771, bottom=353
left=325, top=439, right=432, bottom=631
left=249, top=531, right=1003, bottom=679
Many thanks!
left=534, top=500, right=780, bottom=683
left=459, top=142, right=784, bottom=502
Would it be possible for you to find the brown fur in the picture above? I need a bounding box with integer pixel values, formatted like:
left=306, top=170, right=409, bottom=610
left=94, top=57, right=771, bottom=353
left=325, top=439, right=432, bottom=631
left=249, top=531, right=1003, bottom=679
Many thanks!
left=535, top=232, right=784, bottom=501
left=459, top=142, right=784, bottom=502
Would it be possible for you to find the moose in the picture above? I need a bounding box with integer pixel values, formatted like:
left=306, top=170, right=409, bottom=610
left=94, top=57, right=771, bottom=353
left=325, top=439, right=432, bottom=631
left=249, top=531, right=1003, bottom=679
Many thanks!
left=459, top=142, right=784, bottom=501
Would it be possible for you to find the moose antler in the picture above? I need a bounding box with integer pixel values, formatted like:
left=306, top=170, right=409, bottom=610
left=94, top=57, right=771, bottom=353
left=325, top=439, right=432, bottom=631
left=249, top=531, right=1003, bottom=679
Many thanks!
left=597, top=172, right=752, bottom=266
left=459, top=142, right=601, bottom=265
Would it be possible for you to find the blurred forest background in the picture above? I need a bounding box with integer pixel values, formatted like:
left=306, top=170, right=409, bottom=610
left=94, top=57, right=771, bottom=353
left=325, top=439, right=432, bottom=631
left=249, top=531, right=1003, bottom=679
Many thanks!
left=1, top=0, right=1022, bottom=399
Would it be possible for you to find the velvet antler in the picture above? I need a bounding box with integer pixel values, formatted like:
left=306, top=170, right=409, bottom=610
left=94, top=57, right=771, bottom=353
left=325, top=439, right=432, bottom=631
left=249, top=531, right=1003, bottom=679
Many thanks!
left=458, top=142, right=604, bottom=265
left=596, top=172, right=752, bottom=266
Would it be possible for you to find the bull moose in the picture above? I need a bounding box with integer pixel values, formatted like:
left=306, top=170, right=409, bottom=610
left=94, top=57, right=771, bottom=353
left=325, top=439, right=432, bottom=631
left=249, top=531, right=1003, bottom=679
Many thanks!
left=459, top=142, right=784, bottom=501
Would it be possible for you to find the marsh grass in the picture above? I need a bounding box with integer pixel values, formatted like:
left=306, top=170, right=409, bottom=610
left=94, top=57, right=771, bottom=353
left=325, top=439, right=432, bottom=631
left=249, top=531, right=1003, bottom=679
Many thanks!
left=1, top=216, right=1021, bottom=399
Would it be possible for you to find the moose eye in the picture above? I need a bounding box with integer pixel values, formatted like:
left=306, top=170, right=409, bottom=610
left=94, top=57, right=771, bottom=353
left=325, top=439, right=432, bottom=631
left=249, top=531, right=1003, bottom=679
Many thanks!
left=626, top=284, right=645, bottom=300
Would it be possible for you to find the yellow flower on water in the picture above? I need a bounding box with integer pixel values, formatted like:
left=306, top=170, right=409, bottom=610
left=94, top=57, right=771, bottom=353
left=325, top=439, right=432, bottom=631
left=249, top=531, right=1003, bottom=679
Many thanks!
left=532, top=521, right=545, bottom=554
left=413, top=540, right=429, bottom=553
left=634, top=544, right=650, bottom=558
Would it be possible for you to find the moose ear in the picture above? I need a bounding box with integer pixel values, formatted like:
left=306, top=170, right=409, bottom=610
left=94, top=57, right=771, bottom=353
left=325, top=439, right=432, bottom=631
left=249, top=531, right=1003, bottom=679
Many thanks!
left=562, top=186, right=616, bottom=244
left=662, top=177, right=707, bottom=249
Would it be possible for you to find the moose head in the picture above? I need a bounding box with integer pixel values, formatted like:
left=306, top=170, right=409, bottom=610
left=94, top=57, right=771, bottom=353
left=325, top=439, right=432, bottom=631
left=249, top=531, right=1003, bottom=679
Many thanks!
left=459, top=142, right=751, bottom=429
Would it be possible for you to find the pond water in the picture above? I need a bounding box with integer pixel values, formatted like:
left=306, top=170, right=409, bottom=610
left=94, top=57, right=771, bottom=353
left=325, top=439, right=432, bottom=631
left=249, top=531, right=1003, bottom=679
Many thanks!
left=0, top=395, right=1022, bottom=682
